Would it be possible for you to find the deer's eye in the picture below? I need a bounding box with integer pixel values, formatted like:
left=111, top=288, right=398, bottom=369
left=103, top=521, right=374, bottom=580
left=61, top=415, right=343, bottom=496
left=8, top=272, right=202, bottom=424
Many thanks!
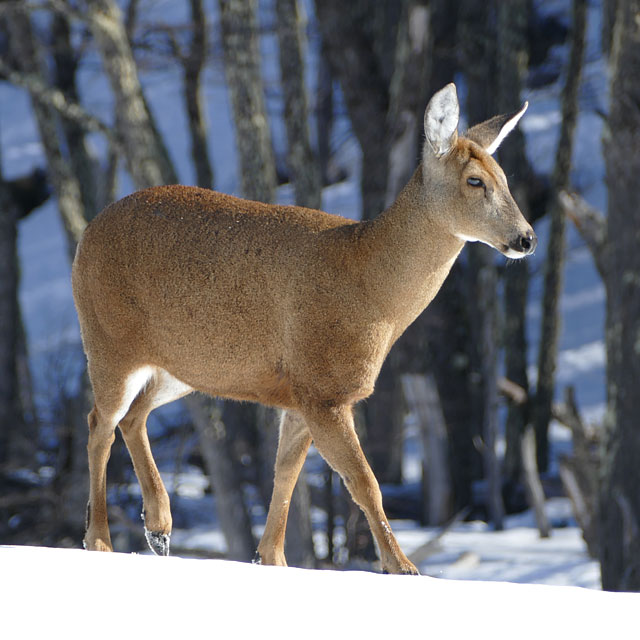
left=467, top=177, right=485, bottom=188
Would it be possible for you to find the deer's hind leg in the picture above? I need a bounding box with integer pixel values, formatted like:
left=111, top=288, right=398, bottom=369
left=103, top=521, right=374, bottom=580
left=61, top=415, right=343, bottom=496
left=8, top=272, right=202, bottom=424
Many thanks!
left=85, top=365, right=155, bottom=553
left=118, top=368, right=193, bottom=556
left=257, top=410, right=312, bottom=566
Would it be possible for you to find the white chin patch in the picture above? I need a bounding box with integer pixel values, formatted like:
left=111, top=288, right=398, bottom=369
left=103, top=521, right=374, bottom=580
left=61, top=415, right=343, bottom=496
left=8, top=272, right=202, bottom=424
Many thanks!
left=455, top=233, right=525, bottom=259
left=502, top=247, right=527, bottom=260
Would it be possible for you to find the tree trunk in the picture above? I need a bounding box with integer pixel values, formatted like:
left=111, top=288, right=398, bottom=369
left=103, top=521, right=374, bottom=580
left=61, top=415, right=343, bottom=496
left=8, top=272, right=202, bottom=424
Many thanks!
left=6, top=6, right=87, bottom=252
left=315, top=45, right=333, bottom=186
left=533, top=0, right=587, bottom=472
left=401, top=374, right=452, bottom=525
left=385, top=0, right=431, bottom=207
left=599, top=0, right=640, bottom=592
left=0, top=180, right=21, bottom=470
left=83, top=0, right=176, bottom=189
left=495, top=0, right=534, bottom=508
left=183, top=0, right=214, bottom=189
left=458, top=0, right=502, bottom=524
left=185, top=396, right=256, bottom=561
left=478, top=254, right=505, bottom=530
left=314, top=0, right=391, bottom=221
left=218, top=0, right=276, bottom=203
left=276, top=0, right=322, bottom=210
left=51, top=11, right=102, bottom=219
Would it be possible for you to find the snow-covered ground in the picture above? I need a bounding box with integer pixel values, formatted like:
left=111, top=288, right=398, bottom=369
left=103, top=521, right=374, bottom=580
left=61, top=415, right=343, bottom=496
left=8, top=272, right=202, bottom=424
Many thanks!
left=1, top=543, right=637, bottom=639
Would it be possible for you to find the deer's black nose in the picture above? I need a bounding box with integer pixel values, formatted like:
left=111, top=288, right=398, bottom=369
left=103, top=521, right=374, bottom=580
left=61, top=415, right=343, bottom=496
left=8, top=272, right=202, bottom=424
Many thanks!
left=516, top=230, right=537, bottom=255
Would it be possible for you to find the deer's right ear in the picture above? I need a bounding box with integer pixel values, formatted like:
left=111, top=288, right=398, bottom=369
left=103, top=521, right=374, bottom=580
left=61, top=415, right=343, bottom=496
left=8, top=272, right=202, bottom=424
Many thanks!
left=423, top=83, right=459, bottom=158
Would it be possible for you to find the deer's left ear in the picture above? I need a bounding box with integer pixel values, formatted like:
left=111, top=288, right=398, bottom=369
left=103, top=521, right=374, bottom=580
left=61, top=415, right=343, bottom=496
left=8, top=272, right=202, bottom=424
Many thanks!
left=466, top=102, right=528, bottom=155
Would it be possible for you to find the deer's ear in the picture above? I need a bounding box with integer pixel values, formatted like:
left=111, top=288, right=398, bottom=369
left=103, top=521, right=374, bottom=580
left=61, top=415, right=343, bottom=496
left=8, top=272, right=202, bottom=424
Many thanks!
left=466, top=102, right=528, bottom=155
left=423, top=83, right=459, bottom=158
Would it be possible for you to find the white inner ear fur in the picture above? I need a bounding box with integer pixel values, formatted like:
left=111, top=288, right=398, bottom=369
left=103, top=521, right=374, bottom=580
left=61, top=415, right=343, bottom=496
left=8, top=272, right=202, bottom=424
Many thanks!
left=485, top=101, right=529, bottom=155
left=424, top=83, right=459, bottom=158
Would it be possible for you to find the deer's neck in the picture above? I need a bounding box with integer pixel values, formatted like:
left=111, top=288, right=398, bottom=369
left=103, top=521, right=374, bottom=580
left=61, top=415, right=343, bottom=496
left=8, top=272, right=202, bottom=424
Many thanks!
left=357, top=166, right=464, bottom=336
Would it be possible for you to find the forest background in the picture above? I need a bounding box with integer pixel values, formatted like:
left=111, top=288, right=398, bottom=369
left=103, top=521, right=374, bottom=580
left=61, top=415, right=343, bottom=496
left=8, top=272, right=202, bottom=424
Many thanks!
left=1, top=0, right=639, bottom=593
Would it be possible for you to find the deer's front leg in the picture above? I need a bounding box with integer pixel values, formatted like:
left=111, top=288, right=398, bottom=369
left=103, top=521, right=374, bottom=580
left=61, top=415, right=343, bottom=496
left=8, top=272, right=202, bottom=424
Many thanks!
left=302, top=403, right=419, bottom=575
left=257, top=410, right=312, bottom=566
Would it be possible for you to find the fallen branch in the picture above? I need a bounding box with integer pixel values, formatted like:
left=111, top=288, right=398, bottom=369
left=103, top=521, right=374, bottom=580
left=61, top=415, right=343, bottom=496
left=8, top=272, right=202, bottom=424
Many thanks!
left=408, top=506, right=471, bottom=565
left=521, top=425, right=551, bottom=538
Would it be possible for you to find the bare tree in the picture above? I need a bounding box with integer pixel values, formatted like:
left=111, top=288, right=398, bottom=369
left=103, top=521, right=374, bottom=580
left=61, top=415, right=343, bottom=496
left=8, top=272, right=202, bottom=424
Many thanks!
left=167, top=0, right=215, bottom=189
left=314, top=0, right=391, bottom=221
left=5, top=5, right=87, bottom=252
left=599, top=0, right=640, bottom=592
left=276, top=0, right=321, bottom=209
left=218, top=0, right=276, bottom=202
left=533, top=0, right=587, bottom=472
left=0, top=174, right=23, bottom=472
left=82, top=0, right=177, bottom=188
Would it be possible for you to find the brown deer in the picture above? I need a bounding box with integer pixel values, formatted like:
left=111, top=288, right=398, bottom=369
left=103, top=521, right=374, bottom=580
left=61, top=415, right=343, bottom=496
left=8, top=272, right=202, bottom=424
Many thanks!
left=72, top=84, right=535, bottom=574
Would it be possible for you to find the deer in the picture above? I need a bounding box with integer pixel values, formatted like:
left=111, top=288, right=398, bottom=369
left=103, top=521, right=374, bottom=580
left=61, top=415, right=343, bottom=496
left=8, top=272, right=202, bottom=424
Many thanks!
left=72, top=83, right=536, bottom=575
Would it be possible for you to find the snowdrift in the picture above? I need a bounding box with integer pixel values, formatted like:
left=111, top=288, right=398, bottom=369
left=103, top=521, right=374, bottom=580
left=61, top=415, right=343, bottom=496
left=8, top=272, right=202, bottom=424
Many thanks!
left=2, top=545, right=637, bottom=639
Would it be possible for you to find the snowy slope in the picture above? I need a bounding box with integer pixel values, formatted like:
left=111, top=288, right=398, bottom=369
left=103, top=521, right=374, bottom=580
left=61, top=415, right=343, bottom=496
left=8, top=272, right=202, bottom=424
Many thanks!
left=1, top=544, right=637, bottom=639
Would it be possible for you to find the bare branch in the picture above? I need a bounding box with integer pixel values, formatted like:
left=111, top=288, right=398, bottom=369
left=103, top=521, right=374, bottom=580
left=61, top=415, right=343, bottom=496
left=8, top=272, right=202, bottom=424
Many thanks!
left=498, top=377, right=528, bottom=406
left=0, top=58, right=119, bottom=149
left=521, top=425, right=551, bottom=538
left=0, top=0, right=89, bottom=23
left=559, top=190, right=608, bottom=279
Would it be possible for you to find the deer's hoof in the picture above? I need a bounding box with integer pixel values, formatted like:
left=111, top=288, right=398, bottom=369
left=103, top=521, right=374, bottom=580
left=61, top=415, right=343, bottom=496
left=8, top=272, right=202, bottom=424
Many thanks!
left=145, top=528, right=171, bottom=556
left=383, top=562, right=420, bottom=576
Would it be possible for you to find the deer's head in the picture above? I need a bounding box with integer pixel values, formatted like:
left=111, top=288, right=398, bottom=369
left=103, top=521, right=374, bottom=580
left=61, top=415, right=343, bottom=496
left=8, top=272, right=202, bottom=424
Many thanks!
left=422, top=83, right=536, bottom=259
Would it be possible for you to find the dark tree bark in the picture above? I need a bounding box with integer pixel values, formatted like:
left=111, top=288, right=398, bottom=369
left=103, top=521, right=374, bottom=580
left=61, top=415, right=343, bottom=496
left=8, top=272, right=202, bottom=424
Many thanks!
left=496, top=0, right=534, bottom=508
left=315, top=45, right=333, bottom=186
left=50, top=11, right=105, bottom=220
left=533, top=0, right=587, bottom=472
left=0, top=180, right=22, bottom=471
left=218, top=0, right=276, bottom=203
left=458, top=0, right=505, bottom=525
left=186, top=397, right=256, bottom=561
left=5, top=6, right=87, bottom=252
left=314, top=0, right=391, bottom=221
left=599, top=0, right=640, bottom=592
left=533, top=0, right=587, bottom=471
left=0, top=164, right=49, bottom=476
left=385, top=0, right=431, bottom=207
left=276, top=0, right=321, bottom=209
left=83, top=0, right=177, bottom=189
left=183, top=0, right=214, bottom=189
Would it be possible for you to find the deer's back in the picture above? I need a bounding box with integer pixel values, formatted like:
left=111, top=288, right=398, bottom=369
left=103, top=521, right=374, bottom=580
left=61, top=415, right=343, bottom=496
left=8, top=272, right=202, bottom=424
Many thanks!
left=72, top=185, right=377, bottom=406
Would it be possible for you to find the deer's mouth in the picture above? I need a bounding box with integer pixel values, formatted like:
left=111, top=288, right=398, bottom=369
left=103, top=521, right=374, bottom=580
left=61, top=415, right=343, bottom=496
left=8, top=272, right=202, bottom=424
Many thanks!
left=502, top=230, right=537, bottom=259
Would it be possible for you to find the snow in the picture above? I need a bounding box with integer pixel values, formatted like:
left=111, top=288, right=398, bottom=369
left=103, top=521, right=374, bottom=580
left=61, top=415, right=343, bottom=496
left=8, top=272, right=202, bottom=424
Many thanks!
left=1, top=543, right=637, bottom=639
